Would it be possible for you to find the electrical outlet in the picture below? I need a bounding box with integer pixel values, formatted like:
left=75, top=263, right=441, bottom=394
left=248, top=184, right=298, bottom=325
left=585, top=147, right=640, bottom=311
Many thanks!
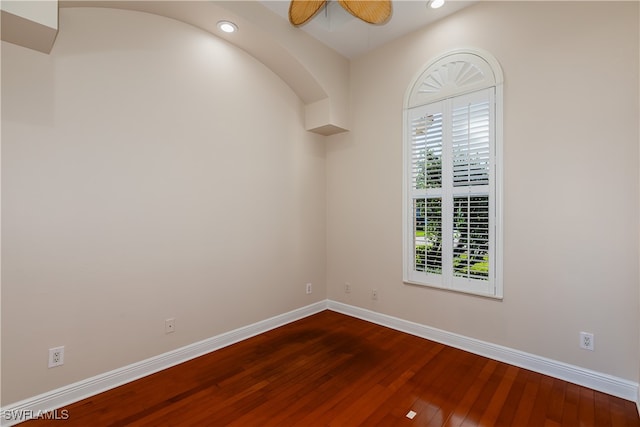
left=371, top=289, right=378, bottom=300
left=165, top=318, right=176, bottom=334
left=48, top=346, right=64, bottom=368
left=345, top=282, right=351, bottom=293
left=580, top=332, right=594, bottom=351
left=306, top=283, right=312, bottom=294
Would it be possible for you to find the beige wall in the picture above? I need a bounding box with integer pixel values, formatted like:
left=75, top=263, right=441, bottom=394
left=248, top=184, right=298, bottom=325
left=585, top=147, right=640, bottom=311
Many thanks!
left=1, top=7, right=327, bottom=404
left=327, top=1, right=639, bottom=381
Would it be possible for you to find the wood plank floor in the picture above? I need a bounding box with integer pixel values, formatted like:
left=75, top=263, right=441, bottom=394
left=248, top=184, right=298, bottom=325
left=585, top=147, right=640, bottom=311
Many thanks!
left=25, top=310, right=640, bottom=426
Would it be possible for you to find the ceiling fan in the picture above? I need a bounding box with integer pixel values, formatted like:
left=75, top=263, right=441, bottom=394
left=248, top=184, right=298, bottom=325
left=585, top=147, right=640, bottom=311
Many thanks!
left=288, top=0, right=392, bottom=26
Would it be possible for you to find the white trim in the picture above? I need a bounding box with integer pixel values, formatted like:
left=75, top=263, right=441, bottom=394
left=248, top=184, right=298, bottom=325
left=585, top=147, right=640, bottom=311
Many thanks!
left=326, top=300, right=639, bottom=403
left=402, top=106, right=410, bottom=284
left=2, top=300, right=638, bottom=425
left=493, top=82, right=504, bottom=298
left=0, top=301, right=327, bottom=427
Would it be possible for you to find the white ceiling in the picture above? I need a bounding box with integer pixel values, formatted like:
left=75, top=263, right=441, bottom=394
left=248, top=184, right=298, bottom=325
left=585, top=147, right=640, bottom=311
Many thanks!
left=260, top=0, right=475, bottom=58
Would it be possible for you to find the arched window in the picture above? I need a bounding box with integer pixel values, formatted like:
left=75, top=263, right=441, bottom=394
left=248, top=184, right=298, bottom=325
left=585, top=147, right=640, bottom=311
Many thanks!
left=403, top=49, right=503, bottom=298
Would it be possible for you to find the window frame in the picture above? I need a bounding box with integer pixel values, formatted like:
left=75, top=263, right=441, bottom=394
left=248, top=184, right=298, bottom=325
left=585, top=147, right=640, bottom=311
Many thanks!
left=402, top=49, right=504, bottom=299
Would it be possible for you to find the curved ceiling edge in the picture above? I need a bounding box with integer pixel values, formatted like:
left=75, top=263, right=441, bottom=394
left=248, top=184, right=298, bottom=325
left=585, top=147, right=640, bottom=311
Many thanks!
left=58, top=1, right=328, bottom=105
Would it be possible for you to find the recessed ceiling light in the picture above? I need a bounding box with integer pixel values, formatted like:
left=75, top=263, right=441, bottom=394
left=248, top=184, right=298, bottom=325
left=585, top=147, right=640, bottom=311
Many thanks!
left=217, top=20, right=238, bottom=33
left=428, top=0, right=445, bottom=9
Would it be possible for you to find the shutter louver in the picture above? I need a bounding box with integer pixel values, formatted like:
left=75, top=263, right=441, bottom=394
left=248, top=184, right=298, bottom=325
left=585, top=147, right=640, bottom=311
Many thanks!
left=453, top=195, right=489, bottom=280
left=411, top=113, right=443, bottom=190
left=452, top=101, right=490, bottom=187
left=413, top=197, right=442, bottom=274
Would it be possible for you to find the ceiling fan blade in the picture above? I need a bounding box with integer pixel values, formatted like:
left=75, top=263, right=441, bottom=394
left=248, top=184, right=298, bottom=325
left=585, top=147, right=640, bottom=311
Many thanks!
left=289, top=0, right=327, bottom=26
left=338, top=0, right=392, bottom=25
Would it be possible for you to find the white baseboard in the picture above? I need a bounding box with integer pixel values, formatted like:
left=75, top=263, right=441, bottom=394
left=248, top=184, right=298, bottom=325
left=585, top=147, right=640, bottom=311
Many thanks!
left=0, top=301, right=327, bottom=427
left=3, top=299, right=638, bottom=426
left=326, top=300, right=639, bottom=403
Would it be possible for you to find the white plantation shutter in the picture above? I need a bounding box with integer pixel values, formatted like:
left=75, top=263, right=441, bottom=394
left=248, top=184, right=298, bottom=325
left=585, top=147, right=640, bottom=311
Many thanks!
left=408, top=103, right=445, bottom=285
left=452, top=96, right=491, bottom=188
left=411, top=111, right=443, bottom=190
left=452, top=195, right=490, bottom=280
left=412, top=197, right=443, bottom=275
left=450, top=89, right=493, bottom=294
left=405, top=87, right=499, bottom=297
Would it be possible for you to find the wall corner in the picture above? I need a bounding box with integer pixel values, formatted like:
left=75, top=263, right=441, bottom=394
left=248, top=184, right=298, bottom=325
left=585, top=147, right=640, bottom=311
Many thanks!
left=1, top=0, right=58, bottom=54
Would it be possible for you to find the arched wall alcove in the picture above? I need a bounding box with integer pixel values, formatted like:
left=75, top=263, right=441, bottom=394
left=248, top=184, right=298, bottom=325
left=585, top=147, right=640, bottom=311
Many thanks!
left=2, top=0, right=350, bottom=135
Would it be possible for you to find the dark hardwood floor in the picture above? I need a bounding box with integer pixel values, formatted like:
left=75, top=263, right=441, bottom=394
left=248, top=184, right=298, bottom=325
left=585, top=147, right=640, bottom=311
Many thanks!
left=25, top=310, right=640, bottom=426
